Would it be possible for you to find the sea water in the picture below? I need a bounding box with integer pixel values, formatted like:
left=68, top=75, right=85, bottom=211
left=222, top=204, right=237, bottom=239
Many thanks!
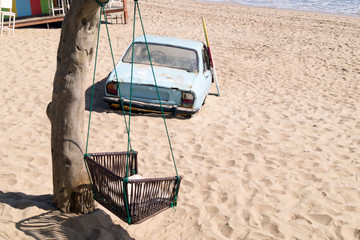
left=199, top=0, right=360, bottom=16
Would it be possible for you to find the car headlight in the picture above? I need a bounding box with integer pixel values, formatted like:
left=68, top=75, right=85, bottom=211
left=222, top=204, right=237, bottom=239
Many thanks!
left=181, top=92, right=195, bottom=105
left=106, top=82, right=118, bottom=95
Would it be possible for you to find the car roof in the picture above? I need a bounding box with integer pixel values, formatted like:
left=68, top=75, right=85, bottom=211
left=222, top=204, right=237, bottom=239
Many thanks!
left=134, top=35, right=204, bottom=51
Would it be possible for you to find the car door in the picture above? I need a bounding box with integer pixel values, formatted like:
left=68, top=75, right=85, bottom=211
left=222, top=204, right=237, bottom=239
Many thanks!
left=198, top=45, right=212, bottom=105
left=203, top=45, right=212, bottom=84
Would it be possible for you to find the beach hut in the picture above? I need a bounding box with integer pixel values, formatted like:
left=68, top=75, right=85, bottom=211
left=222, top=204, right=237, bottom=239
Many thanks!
left=5, top=0, right=127, bottom=27
left=11, top=0, right=52, bottom=18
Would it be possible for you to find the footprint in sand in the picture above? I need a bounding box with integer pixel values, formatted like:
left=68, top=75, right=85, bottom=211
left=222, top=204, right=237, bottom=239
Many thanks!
left=204, top=174, right=217, bottom=183
left=193, top=154, right=205, bottom=161
left=261, top=214, right=283, bottom=237
left=218, top=221, right=233, bottom=238
left=244, top=153, right=255, bottom=161
left=225, top=160, right=235, bottom=167
left=205, top=206, right=219, bottom=218
left=159, top=207, right=186, bottom=229
left=237, top=139, right=253, bottom=145
left=182, top=179, right=194, bottom=189
left=194, top=143, right=202, bottom=152
left=219, top=191, right=228, bottom=203
left=30, top=156, right=48, bottom=167
left=308, top=213, right=332, bottom=225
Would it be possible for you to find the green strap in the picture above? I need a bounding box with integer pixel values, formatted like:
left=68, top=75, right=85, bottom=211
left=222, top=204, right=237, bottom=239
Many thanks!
left=171, top=176, right=180, bottom=208
left=85, top=5, right=134, bottom=155
left=84, top=4, right=105, bottom=199
left=101, top=6, right=133, bottom=224
left=135, top=1, right=179, bottom=177
left=84, top=4, right=134, bottom=224
left=85, top=0, right=181, bottom=224
left=123, top=177, right=132, bottom=224
left=120, top=3, right=138, bottom=223
left=94, top=0, right=109, bottom=7
left=83, top=154, right=95, bottom=199
left=85, top=5, right=104, bottom=155
left=125, top=0, right=138, bottom=179
left=102, top=6, right=133, bottom=151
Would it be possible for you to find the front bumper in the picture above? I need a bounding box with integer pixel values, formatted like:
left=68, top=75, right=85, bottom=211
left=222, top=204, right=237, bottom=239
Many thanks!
left=103, top=96, right=199, bottom=116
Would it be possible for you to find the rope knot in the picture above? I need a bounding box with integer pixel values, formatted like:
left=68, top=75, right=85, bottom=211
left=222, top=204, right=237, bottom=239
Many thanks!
left=94, top=0, right=109, bottom=7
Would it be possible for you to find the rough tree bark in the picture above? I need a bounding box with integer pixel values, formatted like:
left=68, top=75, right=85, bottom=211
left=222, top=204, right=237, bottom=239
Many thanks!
left=46, top=0, right=107, bottom=214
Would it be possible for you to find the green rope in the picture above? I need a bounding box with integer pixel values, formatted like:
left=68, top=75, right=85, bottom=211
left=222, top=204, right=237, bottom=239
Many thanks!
left=85, top=0, right=181, bottom=224
left=84, top=4, right=105, bottom=200
left=125, top=0, right=138, bottom=179
left=101, top=6, right=133, bottom=224
left=118, top=2, right=139, bottom=223
left=94, top=0, right=109, bottom=7
left=85, top=5, right=104, bottom=155
left=171, top=176, right=180, bottom=208
left=83, top=154, right=95, bottom=199
left=122, top=177, right=132, bottom=224
left=102, top=6, right=133, bottom=151
left=84, top=5, right=134, bottom=224
left=136, top=1, right=179, bottom=177
left=134, top=1, right=180, bottom=211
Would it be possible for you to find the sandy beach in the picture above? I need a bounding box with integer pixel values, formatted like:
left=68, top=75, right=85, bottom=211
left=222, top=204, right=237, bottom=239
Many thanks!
left=1, top=0, right=360, bottom=239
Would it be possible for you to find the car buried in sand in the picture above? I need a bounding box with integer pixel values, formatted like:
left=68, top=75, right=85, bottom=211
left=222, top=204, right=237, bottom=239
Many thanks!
left=103, top=35, right=214, bottom=117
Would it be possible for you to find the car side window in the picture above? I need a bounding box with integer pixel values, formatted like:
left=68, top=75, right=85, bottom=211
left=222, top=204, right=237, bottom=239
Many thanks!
left=202, top=45, right=211, bottom=72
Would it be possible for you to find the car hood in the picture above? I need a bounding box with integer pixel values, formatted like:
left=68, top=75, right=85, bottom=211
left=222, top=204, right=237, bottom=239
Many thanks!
left=110, top=63, right=197, bottom=91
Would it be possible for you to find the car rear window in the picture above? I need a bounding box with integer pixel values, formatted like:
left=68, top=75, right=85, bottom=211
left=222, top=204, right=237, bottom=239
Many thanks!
left=122, top=43, right=198, bottom=72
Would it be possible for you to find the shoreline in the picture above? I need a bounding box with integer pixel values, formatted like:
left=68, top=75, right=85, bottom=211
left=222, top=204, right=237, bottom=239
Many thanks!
left=195, top=0, right=360, bottom=18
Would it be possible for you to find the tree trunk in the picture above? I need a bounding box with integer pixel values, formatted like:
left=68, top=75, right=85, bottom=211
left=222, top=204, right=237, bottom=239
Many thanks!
left=47, top=0, right=107, bottom=214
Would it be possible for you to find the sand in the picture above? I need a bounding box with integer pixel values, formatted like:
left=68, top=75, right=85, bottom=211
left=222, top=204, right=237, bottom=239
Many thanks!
left=1, top=0, right=360, bottom=239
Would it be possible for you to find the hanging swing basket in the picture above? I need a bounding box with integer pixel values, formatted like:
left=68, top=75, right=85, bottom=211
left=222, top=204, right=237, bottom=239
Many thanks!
left=84, top=152, right=182, bottom=224
left=83, top=0, right=182, bottom=225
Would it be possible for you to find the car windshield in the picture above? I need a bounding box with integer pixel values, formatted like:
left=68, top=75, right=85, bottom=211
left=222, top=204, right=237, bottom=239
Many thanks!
left=122, top=43, right=198, bottom=72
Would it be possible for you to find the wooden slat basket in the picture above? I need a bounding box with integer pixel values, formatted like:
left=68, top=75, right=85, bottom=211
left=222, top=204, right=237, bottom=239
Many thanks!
left=84, top=151, right=181, bottom=224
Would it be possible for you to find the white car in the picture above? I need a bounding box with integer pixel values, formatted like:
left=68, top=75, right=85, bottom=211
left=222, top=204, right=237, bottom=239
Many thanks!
left=103, top=35, right=213, bottom=116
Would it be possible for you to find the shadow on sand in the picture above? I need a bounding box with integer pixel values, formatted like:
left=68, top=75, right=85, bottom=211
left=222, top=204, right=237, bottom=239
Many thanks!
left=0, top=191, right=133, bottom=240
